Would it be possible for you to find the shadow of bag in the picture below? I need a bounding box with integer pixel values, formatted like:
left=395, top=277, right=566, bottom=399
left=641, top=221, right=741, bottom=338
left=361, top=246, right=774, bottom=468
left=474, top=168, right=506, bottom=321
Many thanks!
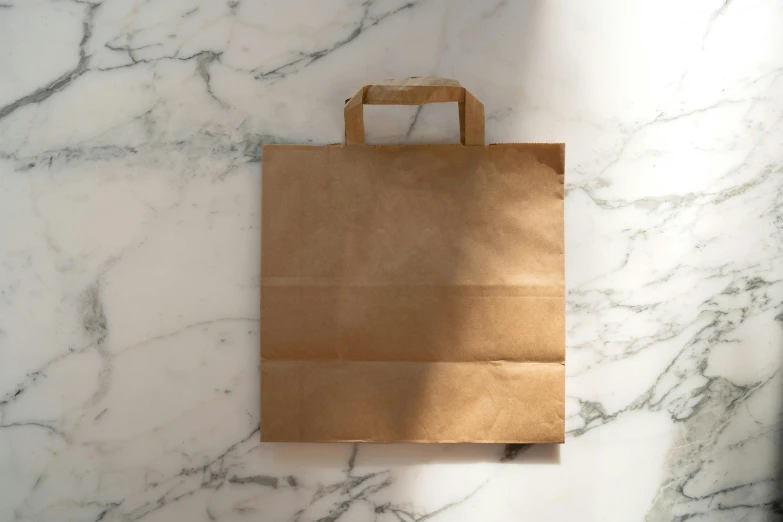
left=261, top=77, right=565, bottom=443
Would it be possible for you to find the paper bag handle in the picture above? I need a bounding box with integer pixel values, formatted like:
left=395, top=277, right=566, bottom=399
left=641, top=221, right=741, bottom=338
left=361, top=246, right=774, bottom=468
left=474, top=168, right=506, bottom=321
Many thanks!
left=344, top=77, right=485, bottom=146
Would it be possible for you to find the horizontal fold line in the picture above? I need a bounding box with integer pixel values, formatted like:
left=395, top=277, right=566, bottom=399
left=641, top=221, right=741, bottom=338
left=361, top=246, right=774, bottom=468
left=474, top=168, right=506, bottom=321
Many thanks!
left=262, top=359, right=565, bottom=365
left=261, top=281, right=563, bottom=297
left=262, top=143, right=566, bottom=148
left=261, top=280, right=561, bottom=287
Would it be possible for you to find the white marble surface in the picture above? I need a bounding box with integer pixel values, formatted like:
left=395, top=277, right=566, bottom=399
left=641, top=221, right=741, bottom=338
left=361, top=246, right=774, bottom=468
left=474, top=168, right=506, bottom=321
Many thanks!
left=1, top=0, right=782, bottom=520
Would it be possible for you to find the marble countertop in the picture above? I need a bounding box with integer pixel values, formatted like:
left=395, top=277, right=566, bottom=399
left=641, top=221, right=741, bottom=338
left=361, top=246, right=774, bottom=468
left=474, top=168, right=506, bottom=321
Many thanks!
left=1, top=0, right=782, bottom=520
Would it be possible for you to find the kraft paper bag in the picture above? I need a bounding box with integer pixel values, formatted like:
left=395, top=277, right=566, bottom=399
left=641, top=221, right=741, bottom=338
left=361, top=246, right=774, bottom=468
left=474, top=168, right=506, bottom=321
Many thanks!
left=261, top=77, right=565, bottom=443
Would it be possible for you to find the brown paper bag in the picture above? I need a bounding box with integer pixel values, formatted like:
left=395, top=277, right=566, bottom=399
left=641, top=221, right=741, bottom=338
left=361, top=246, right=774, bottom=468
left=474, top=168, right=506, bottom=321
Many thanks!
left=261, top=77, right=564, bottom=443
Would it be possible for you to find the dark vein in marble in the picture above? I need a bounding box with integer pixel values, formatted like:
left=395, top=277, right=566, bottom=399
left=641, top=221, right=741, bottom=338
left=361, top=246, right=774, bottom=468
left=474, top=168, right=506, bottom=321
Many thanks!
left=683, top=478, right=779, bottom=502
left=81, top=283, right=112, bottom=406
left=194, top=51, right=227, bottom=107
left=0, top=282, right=113, bottom=440
left=95, top=502, right=122, bottom=522
left=0, top=1, right=97, bottom=121
left=118, top=425, right=261, bottom=521
left=7, top=145, right=139, bottom=170
left=290, top=444, right=487, bottom=521
left=104, top=42, right=163, bottom=61
left=6, top=127, right=299, bottom=171
left=571, top=99, right=776, bottom=212
left=702, top=0, right=733, bottom=49
left=374, top=479, right=487, bottom=522
left=568, top=163, right=783, bottom=376
left=418, top=482, right=487, bottom=521
left=645, top=371, right=779, bottom=519
left=228, top=474, right=278, bottom=488
left=0, top=341, right=93, bottom=418
left=569, top=274, right=781, bottom=436
left=0, top=420, right=66, bottom=439
left=0, top=9, right=231, bottom=124
left=101, top=43, right=229, bottom=107
left=115, top=316, right=258, bottom=357
left=252, top=0, right=423, bottom=81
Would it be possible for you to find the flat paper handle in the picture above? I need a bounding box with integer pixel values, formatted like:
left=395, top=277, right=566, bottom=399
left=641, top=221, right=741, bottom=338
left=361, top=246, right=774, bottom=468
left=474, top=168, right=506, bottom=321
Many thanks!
left=344, top=77, right=485, bottom=146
